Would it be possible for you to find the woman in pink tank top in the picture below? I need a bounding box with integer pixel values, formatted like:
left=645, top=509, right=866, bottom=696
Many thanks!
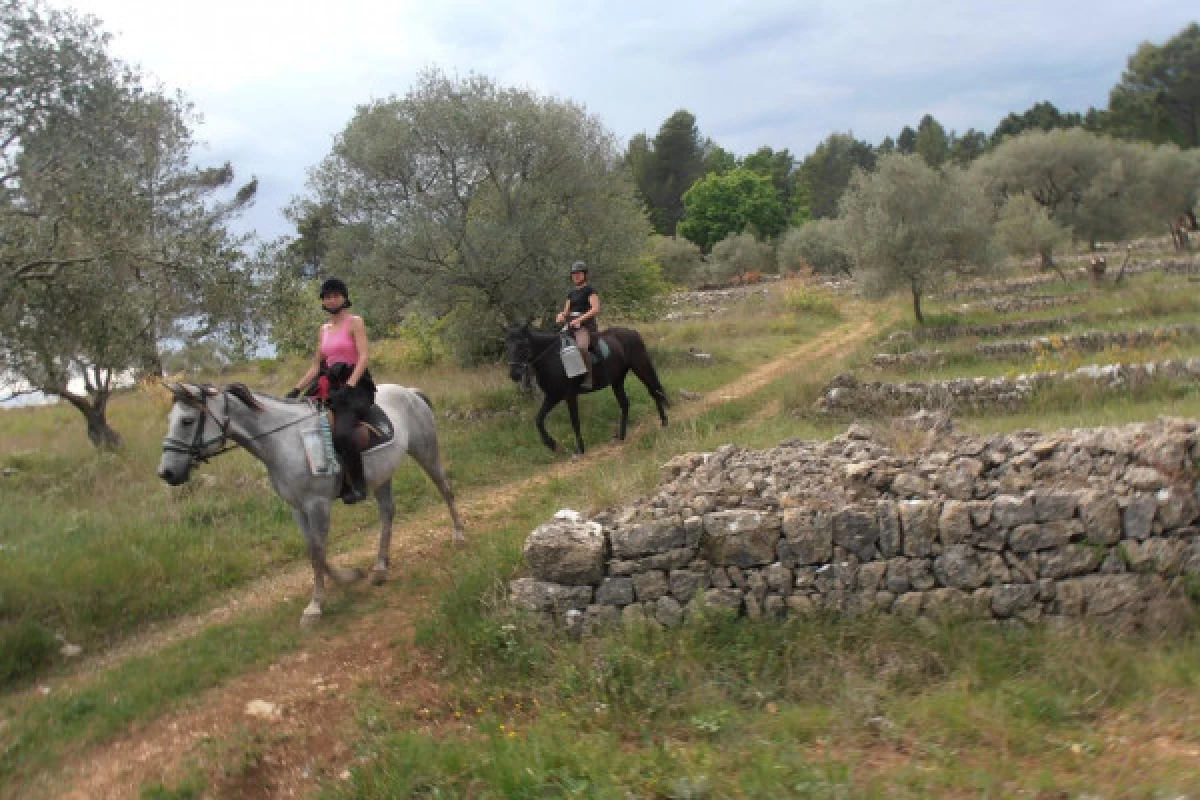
left=287, top=278, right=376, bottom=504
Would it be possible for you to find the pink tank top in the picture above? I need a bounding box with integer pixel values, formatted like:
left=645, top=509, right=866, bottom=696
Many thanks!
left=320, top=319, right=359, bottom=366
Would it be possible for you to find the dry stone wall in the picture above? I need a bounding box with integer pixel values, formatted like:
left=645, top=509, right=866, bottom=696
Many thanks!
left=953, top=294, right=1085, bottom=315
left=888, top=316, right=1082, bottom=344
left=818, top=359, right=1200, bottom=415
left=510, top=419, right=1200, bottom=635
left=873, top=324, right=1200, bottom=369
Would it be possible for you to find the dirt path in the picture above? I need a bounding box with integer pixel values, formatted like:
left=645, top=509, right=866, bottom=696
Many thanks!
left=25, top=313, right=880, bottom=800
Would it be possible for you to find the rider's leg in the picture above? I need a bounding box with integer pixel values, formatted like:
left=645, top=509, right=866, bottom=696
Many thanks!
left=332, top=390, right=368, bottom=504
left=575, top=327, right=593, bottom=388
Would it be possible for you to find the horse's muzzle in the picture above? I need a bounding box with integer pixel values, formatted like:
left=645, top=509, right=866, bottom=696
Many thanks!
left=158, top=465, right=189, bottom=486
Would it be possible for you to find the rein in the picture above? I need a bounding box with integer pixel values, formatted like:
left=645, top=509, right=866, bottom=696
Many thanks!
left=508, top=331, right=564, bottom=373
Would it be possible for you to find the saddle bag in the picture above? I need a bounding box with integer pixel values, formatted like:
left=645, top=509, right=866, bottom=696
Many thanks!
left=559, top=334, right=588, bottom=378
left=301, top=411, right=341, bottom=476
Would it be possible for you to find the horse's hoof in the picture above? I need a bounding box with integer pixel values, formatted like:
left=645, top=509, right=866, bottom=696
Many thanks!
left=452, top=530, right=466, bottom=546
left=339, top=567, right=365, bottom=585
left=301, top=607, right=322, bottom=626
left=370, top=568, right=387, bottom=586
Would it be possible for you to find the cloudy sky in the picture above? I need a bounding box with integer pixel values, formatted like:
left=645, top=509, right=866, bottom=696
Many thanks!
left=54, top=0, right=1198, bottom=241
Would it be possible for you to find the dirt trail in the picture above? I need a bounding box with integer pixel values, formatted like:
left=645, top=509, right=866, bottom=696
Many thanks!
left=24, top=313, right=878, bottom=800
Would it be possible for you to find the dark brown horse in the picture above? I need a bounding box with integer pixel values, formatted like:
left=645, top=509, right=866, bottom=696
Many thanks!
left=505, top=325, right=669, bottom=454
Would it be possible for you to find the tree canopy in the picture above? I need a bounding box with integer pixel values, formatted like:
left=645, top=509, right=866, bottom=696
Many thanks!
left=1, top=0, right=256, bottom=447
left=1108, top=23, right=1200, bottom=147
left=294, top=68, right=650, bottom=361
left=678, top=167, right=787, bottom=252
left=839, top=153, right=993, bottom=323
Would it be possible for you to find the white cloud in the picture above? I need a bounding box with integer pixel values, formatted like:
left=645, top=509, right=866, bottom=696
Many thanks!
left=46, top=0, right=1200, bottom=239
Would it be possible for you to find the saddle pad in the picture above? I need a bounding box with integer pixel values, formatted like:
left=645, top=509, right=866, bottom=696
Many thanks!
left=595, top=337, right=611, bottom=362
left=353, top=404, right=396, bottom=453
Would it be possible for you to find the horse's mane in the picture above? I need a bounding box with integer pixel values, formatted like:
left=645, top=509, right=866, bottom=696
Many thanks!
left=225, top=382, right=265, bottom=411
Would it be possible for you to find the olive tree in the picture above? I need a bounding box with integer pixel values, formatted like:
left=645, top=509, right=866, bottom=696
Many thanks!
left=648, top=234, right=704, bottom=287
left=777, top=219, right=853, bottom=276
left=991, top=193, right=1073, bottom=273
left=0, top=1, right=256, bottom=447
left=295, top=69, right=652, bottom=360
left=839, top=153, right=993, bottom=323
left=707, top=231, right=775, bottom=284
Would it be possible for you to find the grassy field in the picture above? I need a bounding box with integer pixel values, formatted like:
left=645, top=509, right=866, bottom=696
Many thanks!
left=2, top=270, right=1199, bottom=799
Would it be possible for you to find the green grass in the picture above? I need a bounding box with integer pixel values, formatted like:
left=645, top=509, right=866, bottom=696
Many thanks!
left=6, top=269, right=1200, bottom=798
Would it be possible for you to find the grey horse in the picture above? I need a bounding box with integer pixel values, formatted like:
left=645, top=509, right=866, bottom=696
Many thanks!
left=157, top=382, right=464, bottom=624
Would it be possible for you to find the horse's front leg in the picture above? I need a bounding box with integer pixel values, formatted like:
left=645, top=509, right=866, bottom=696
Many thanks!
left=296, top=502, right=363, bottom=625
left=371, top=480, right=395, bottom=585
left=612, top=379, right=630, bottom=440
left=536, top=395, right=560, bottom=451
left=566, top=394, right=585, bottom=455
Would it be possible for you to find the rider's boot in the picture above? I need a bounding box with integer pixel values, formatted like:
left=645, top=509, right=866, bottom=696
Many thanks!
left=580, top=351, right=593, bottom=391
left=340, top=446, right=368, bottom=505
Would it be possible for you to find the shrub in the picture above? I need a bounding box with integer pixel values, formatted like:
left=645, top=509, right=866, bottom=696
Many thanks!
left=0, top=618, right=57, bottom=688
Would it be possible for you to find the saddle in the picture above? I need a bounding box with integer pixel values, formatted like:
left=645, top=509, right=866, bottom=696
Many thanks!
left=345, top=404, right=395, bottom=453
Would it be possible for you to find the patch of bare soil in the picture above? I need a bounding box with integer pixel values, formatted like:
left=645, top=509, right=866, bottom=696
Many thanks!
left=25, top=314, right=879, bottom=800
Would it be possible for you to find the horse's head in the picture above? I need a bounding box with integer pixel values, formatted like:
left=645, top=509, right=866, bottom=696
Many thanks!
left=157, top=383, right=240, bottom=485
left=504, top=324, right=533, bottom=384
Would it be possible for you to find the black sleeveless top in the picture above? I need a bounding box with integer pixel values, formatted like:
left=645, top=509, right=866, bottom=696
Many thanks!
left=568, top=285, right=596, bottom=315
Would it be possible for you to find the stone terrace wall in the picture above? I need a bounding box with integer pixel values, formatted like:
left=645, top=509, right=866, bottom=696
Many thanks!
left=873, top=324, right=1200, bottom=369
left=510, top=419, right=1200, bottom=635
left=888, top=316, right=1083, bottom=345
left=818, top=359, right=1200, bottom=416
left=954, top=293, right=1086, bottom=315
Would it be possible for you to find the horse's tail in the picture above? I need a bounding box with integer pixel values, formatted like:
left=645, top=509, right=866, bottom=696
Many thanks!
left=623, top=331, right=670, bottom=408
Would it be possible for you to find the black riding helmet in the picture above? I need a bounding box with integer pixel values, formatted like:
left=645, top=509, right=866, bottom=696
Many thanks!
left=318, top=277, right=352, bottom=307
left=569, top=261, right=588, bottom=277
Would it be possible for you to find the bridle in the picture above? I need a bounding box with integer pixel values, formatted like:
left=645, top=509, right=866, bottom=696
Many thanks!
left=507, top=329, right=561, bottom=377
left=161, top=390, right=238, bottom=464
left=162, top=386, right=319, bottom=466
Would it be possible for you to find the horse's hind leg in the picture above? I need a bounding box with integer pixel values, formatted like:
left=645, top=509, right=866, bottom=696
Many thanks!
left=371, top=480, right=395, bottom=585
left=409, top=437, right=465, bottom=544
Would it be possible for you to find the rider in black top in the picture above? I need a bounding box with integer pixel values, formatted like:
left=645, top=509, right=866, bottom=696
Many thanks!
left=556, top=261, right=600, bottom=388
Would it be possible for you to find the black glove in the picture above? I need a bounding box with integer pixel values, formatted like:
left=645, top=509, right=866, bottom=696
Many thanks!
left=285, top=388, right=302, bottom=399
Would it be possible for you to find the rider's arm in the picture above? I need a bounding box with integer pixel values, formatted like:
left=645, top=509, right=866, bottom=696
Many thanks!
left=575, top=292, right=600, bottom=325
left=556, top=297, right=571, bottom=324
left=346, top=317, right=369, bottom=388
left=292, top=329, right=324, bottom=391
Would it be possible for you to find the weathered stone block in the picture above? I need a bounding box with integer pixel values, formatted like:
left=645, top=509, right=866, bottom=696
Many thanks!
left=907, top=558, right=936, bottom=590
left=1122, top=538, right=1188, bottom=575
left=509, top=578, right=594, bottom=612
left=583, top=605, right=620, bottom=635
left=702, top=510, right=780, bottom=567
left=993, top=494, right=1035, bottom=528
left=924, top=588, right=974, bottom=618
left=885, top=558, right=911, bottom=593
left=595, top=576, right=635, bottom=606
left=1033, top=489, right=1078, bottom=522
left=702, top=587, right=744, bottom=613
left=1126, top=466, right=1166, bottom=491
left=878, top=501, right=902, bottom=558
left=523, top=519, right=607, bottom=585
left=939, top=500, right=973, bottom=545
left=786, top=594, right=817, bottom=614
left=632, top=570, right=669, bottom=602
left=1079, top=490, right=1121, bottom=545
left=933, top=545, right=988, bottom=589
left=765, top=563, right=793, bottom=594
left=1036, top=545, right=1103, bottom=579
left=656, top=595, right=685, bottom=627
left=991, top=583, right=1038, bottom=617
left=1156, top=486, right=1198, bottom=530
left=609, top=517, right=685, bottom=560
left=833, top=508, right=879, bottom=560
left=900, top=500, right=941, bottom=557
left=668, top=570, right=704, bottom=604
left=1009, top=520, right=1084, bottom=552
left=858, top=561, right=888, bottom=592
left=780, top=509, right=833, bottom=565
left=1122, top=495, right=1157, bottom=541
left=893, top=592, right=924, bottom=616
